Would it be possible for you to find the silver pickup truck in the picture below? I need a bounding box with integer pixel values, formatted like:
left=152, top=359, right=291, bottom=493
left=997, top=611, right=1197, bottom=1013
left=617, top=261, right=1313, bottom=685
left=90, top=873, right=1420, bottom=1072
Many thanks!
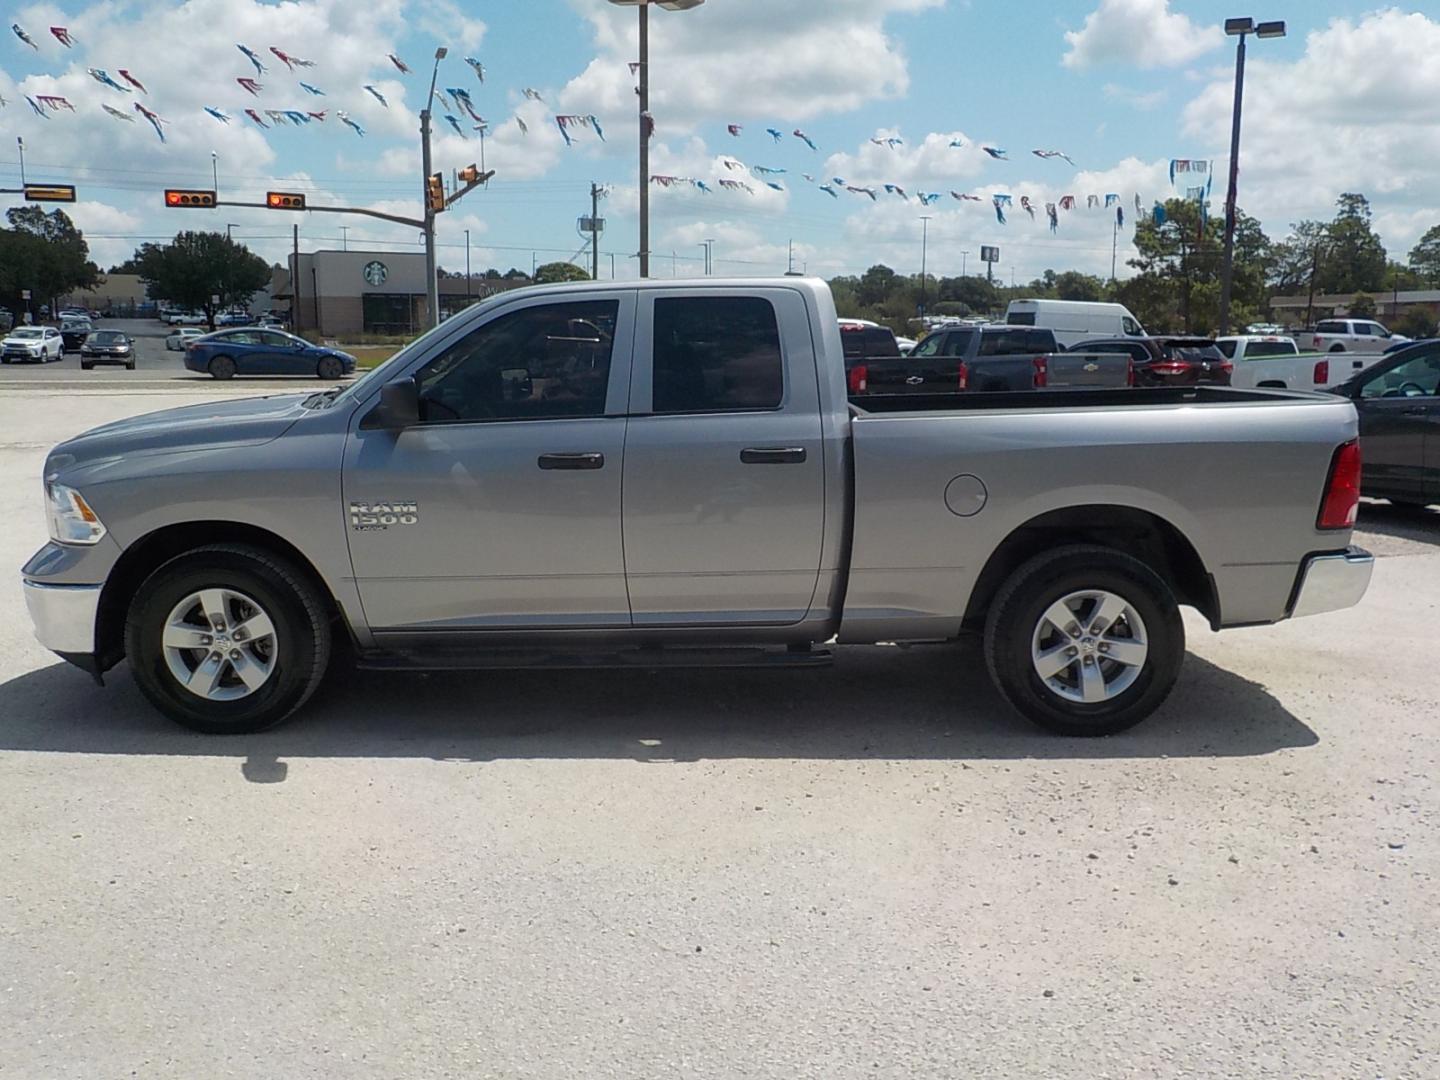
left=23, top=278, right=1373, bottom=737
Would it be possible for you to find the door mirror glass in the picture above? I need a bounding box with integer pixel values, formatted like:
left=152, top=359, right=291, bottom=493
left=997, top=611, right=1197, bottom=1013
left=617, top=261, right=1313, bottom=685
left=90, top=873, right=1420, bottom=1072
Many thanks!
left=362, top=375, right=421, bottom=429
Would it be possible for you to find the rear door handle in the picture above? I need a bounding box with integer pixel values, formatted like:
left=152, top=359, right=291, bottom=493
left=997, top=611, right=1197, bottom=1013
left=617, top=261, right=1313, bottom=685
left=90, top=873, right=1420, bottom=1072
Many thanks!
left=740, top=447, right=807, bottom=465
left=538, top=452, right=605, bottom=470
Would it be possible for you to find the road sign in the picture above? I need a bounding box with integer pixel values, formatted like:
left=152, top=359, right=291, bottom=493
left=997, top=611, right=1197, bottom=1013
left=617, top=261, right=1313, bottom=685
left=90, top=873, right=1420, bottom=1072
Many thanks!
left=165, top=189, right=217, bottom=208
left=266, top=191, right=307, bottom=210
left=980, top=245, right=1000, bottom=263
left=24, top=184, right=77, bottom=203
left=21, top=290, right=31, bottom=300
left=211, top=294, right=221, bottom=304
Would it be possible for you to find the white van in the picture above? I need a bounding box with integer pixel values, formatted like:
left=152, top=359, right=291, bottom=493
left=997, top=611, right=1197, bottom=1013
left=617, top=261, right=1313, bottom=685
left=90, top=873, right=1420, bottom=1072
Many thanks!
left=1005, top=299, right=1147, bottom=349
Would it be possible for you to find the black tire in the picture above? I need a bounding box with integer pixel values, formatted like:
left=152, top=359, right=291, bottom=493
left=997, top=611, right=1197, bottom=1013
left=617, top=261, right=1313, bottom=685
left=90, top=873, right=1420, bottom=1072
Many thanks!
left=126, top=360, right=136, bottom=371
left=125, top=544, right=332, bottom=734
left=316, top=355, right=343, bottom=380
left=1328, top=344, right=1345, bottom=353
left=81, top=361, right=93, bottom=370
left=208, top=354, right=237, bottom=380
left=983, top=545, right=1185, bottom=736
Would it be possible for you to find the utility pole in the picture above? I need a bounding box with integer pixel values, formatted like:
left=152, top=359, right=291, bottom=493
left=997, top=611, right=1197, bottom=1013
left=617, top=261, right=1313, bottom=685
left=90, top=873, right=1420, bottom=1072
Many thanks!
left=292, top=223, right=301, bottom=333
left=464, top=228, right=472, bottom=301
left=421, top=47, right=447, bottom=329
left=787, top=239, right=795, bottom=274
left=961, top=250, right=968, bottom=277
left=211, top=152, right=219, bottom=197
left=590, top=182, right=602, bottom=280
left=17, top=136, right=26, bottom=185
left=919, top=215, right=932, bottom=313
left=1111, top=216, right=1119, bottom=283
left=340, top=225, right=349, bottom=251
left=638, top=5, right=651, bottom=277
left=1305, top=244, right=1323, bottom=329
left=700, top=238, right=715, bottom=275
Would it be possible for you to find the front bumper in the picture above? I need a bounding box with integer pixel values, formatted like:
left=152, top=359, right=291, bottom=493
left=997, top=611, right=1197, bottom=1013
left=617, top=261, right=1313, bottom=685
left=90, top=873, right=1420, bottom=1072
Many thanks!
left=23, top=580, right=102, bottom=654
left=1289, top=546, right=1374, bottom=619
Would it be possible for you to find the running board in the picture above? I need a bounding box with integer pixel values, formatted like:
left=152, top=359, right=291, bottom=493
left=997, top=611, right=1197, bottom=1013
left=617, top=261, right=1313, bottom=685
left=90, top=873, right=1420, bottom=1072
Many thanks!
left=355, top=644, right=835, bottom=672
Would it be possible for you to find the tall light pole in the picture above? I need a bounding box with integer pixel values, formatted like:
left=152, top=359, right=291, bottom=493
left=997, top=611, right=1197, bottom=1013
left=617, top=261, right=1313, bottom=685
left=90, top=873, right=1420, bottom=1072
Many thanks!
left=226, top=223, right=238, bottom=240
left=919, top=215, right=932, bottom=314
left=464, top=228, right=472, bottom=301
left=421, top=46, right=447, bottom=329
left=1218, top=16, right=1285, bottom=335
left=339, top=225, right=349, bottom=251
left=608, top=0, right=705, bottom=278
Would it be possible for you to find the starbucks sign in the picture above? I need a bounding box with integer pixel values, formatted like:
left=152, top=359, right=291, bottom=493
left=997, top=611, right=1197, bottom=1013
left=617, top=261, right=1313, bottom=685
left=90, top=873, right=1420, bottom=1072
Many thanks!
left=362, top=260, right=389, bottom=287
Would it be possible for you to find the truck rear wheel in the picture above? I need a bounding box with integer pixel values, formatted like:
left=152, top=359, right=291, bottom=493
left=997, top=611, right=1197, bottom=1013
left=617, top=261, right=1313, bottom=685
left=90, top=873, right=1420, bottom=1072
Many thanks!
left=983, top=545, right=1184, bottom=736
left=125, top=544, right=332, bottom=734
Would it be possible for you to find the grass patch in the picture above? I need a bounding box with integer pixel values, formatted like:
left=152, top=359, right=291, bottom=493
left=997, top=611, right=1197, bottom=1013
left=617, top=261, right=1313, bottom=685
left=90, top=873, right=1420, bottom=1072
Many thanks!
left=351, top=346, right=399, bottom=369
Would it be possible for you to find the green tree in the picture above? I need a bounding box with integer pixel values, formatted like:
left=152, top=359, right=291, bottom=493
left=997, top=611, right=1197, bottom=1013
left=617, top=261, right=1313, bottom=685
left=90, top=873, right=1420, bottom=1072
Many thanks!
left=1053, top=270, right=1106, bottom=302
left=1319, top=193, right=1386, bottom=294
left=857, top=264, right=900, bottom=307
left=1269, top=220, right=1327, bottom=294
left=1348, top=292, right=1376, bottom=318
left=0, top=207, right=99, bottom=321
left=1408, top=224, right=1440, bottom=286
left=533, top=262, right=590, bottom=284
left=131, top=232, right=270, bottom=329
left=936, top=274, right=999, bottom=315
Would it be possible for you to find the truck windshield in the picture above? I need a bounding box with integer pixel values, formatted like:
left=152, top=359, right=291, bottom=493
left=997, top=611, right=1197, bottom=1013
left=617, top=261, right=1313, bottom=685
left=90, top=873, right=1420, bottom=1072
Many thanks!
left=840, top=326, right=900, bottom=359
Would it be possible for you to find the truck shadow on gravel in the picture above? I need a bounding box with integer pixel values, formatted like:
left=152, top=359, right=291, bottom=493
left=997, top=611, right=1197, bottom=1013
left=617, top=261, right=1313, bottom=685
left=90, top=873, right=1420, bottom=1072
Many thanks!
left=0, top=644, right=1317, bottom=781
left=1357, top=501, right=1440, bottom=548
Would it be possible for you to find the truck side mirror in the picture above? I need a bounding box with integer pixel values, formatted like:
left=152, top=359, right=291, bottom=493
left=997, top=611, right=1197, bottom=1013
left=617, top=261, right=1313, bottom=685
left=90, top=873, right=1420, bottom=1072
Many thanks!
left=361, top=375, right=421, bottom=430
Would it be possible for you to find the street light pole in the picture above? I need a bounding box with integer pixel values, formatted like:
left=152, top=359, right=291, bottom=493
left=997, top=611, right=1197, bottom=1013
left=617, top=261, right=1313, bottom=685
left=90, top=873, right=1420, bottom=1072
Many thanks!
left=1218, top=16, right=1285, bottom=336
left=609, top=0, right=705, bottom=278
left=421, top=46, right=447, bottom=330
left=465, top=228, right=472, bottom=301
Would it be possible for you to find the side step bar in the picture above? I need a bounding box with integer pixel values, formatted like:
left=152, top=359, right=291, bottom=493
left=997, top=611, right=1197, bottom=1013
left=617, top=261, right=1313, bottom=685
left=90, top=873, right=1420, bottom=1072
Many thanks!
left=356, top=644, right=836, bottom=672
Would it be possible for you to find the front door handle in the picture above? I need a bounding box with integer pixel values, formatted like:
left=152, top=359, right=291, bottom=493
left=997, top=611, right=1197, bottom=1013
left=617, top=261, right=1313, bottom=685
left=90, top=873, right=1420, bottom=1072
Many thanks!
left=740, top=447, right=807, bottom=465
left=538, top=452, right=605, bottom=470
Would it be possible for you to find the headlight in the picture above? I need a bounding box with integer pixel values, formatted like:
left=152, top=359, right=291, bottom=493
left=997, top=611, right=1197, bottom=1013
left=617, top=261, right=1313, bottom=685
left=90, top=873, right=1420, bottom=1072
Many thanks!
left=46, top=482, right=107, bottom=545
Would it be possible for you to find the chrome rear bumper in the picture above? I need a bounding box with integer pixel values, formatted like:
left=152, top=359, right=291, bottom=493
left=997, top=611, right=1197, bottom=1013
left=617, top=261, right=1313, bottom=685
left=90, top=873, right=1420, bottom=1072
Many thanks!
left=1290, top=547, right=1374, bottom=619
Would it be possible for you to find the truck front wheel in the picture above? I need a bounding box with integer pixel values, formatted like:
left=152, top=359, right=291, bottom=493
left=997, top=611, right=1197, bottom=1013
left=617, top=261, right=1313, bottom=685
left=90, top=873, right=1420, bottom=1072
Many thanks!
left=125, top=544, right=332, bottom=734
left=983, top=545, right=1184, bottom=736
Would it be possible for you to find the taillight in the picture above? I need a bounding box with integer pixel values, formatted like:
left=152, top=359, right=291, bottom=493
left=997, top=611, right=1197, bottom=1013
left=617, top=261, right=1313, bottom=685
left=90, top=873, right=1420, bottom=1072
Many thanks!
left=1031, top=356, right=1048, bottom=388
left=1314, top=337, right=1324, bottom=349
left=1127, top=358, right=1136, bottom=387
left=1313, top=359, right=1329, bottom=385
left=957, top=361, right=969, bottom=391
left=1151, top=360, right=1192, bottom=376
left=1317, top=440, right=1361, bottom=530
left=847, top=364, right=868, bottom=394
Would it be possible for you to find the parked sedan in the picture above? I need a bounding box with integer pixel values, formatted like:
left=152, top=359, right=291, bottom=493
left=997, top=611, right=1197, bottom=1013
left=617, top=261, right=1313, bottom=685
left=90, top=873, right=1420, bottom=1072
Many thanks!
left=1, top=325, right=64, bottom=363
left=1331, top=340, right=1440, bottom=509
left=184, top=328, right=357, bottom=380
left=80, top=330, right=136, bottom=370
left=1070, top=336, right=1233, bottom=387
left=166, top=328, right=206, bottom=351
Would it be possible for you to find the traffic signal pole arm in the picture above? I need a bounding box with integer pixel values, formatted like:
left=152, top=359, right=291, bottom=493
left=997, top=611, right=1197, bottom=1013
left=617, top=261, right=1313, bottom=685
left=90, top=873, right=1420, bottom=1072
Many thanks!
left=215, top=199, right=425, bottom=230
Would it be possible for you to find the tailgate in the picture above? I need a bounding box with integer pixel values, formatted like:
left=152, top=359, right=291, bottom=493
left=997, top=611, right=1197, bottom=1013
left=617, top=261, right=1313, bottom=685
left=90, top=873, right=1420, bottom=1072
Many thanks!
left=850, top=354, right=960, bottom=395
left=1046, top=351, right=1132, bottom=388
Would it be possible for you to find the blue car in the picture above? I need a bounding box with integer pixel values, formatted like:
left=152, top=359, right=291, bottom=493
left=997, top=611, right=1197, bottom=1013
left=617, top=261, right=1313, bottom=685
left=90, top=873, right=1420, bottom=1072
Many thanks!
left=184, top=328, right=357, bottom=380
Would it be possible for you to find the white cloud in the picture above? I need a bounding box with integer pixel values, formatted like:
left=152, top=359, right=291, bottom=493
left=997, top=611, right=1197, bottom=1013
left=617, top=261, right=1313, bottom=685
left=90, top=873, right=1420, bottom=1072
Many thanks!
left=1102, top=83, right=1167, bottom=110
left=1063, top=0, right=1221, bottom=70
left=1180, top=9, right=1440, bottom=256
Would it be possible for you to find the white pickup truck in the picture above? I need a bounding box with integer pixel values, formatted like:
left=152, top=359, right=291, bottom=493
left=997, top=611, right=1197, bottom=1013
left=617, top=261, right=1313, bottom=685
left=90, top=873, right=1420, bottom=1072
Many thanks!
left=1219, top=335, right=1334, bottom=390
left=1298, top=318, right=1408, bottom=357
left=22, top=278, right=1374, bottom=739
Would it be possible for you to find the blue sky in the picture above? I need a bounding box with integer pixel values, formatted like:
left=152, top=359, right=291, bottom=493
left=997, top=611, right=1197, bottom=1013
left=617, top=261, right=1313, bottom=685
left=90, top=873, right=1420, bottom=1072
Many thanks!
left=3, top=0, right=1437, bottom=283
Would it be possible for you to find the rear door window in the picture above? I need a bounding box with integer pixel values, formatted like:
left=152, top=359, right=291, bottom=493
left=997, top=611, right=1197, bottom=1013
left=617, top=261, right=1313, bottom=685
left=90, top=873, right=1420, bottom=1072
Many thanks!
left=979, top=329, right=1052, bottom=356
left=1006, top=310, right=1036, bottom=326
left=1316, top=320, right=1346, bottom=334
left=652, top=296, right=784, bottom=414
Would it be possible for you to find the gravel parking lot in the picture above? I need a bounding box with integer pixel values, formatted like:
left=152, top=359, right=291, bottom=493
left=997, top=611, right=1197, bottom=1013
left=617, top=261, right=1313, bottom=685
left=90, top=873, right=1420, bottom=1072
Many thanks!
left=1, top=383, right=1436, bottom=1079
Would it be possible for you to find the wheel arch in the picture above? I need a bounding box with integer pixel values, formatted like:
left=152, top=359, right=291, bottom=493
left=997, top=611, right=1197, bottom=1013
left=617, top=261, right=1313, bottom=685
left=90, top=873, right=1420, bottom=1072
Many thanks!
left=94, top=520, right=347, bottom=673
left=961, top=504, right=1218, bottom=633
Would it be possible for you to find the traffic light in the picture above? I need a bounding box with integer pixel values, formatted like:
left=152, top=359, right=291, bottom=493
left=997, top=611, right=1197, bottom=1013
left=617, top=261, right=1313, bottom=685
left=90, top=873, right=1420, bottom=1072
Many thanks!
left=164, top=189, right=217, bottom=209
left=458, top=164, right=480, bottom=184
left=426, top=172, right=446, bottom=213
left=24, top=184, right=77, bottom=203
left=266, top=191, right=307, bottom=210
